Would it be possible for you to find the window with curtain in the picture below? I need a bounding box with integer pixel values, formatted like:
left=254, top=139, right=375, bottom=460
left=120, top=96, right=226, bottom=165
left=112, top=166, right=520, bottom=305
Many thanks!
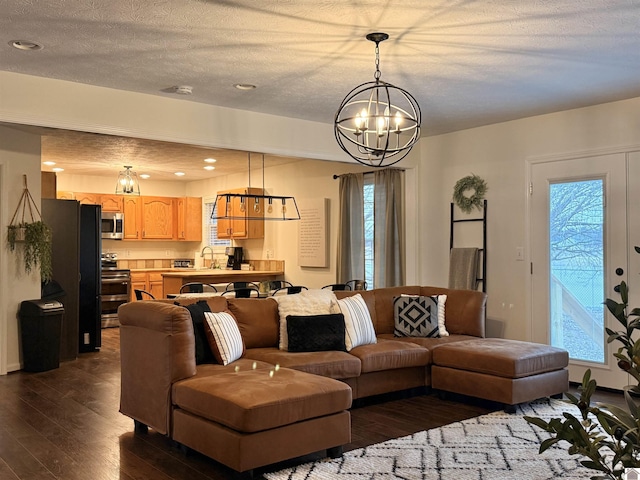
left=338, top=169, right=404, bottom=289
left=363, top=175, right=375, bottom=288
left=204, top=200, right=231, bottom=247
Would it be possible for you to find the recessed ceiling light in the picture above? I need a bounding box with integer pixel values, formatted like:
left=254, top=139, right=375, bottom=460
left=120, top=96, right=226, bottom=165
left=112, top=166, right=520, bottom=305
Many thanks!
left=52, top=167, right=64, bottom=172
left=234, top=83, right=257, bottom=90
left=10, top=40, right=43, bottom=51
left=174, top=172, right=185, bottom=177
left=204, top=158, right=217, bottom=163
left=204, top=166, right=215, bottom=171
left=139, top=174, right=150, bottom=179
left=43, top=161, right=56, bottom=166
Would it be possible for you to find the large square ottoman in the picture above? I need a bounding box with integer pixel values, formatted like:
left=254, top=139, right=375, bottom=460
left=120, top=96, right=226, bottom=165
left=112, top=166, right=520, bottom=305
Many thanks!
left=171, top=366, right=352, bottom=476
left=431, top=338, right=569, bottom=411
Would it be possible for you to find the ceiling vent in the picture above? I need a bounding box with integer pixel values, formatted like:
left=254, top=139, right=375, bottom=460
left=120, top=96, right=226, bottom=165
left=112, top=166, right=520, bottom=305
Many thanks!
left=173, top=85, right=193, bottom=95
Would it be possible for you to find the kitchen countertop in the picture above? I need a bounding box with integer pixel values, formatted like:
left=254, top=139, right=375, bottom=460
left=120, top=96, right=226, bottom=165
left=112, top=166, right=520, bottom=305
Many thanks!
left=162, top=269, right=284, bottom=277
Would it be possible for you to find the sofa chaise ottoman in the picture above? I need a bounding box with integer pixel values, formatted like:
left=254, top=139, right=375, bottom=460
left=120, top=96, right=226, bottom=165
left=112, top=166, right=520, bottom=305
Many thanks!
left=172, top=366, right=351, bottom=475
left=431, top=338, right=569, bottom=412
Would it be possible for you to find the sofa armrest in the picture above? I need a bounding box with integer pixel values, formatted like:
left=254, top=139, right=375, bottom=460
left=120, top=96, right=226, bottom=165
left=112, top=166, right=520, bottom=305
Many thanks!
left=118, top=301, right=197, bottom=435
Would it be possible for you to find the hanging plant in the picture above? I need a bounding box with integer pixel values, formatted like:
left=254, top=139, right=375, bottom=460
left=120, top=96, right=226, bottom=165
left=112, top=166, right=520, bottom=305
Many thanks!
left=453, top=174, right=488, bottom=214
left=6, top=175, right=53, bottom=282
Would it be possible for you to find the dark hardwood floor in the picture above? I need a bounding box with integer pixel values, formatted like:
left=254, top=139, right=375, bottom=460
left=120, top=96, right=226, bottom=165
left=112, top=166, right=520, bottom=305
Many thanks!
left=0, top=328, right=625, bottom=479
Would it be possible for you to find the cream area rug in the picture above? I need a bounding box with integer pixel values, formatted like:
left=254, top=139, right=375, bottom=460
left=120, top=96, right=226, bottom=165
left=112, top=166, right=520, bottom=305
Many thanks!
left=264, top=399, right=594, bottom=480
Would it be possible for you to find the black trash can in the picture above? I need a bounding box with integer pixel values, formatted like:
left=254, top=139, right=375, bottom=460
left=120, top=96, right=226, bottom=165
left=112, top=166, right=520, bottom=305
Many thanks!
left=19, top=299, right=64, bottom=372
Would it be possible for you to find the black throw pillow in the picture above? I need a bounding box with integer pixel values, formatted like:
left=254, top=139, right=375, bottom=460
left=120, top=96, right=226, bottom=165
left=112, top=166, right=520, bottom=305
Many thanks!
left=176, top=300, right=214, bottom=364
left=286, top=314, right=346, bottom=352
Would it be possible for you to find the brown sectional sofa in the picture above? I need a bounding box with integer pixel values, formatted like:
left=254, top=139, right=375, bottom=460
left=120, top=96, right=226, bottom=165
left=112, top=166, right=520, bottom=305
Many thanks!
left=118, top=285, right=568, bottom=477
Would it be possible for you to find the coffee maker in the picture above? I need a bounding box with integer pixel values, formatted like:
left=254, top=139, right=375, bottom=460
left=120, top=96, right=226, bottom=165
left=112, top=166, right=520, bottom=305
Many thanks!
left=225, top=246, right=243, bottom=270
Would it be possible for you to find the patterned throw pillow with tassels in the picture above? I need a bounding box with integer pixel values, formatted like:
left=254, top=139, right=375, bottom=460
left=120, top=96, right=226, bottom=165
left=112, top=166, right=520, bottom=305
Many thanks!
left=393, top=295, right=448, bottom=338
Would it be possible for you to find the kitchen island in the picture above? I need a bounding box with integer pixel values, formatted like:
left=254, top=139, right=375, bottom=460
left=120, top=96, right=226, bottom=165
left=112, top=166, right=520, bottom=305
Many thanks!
left=162, top=269, right=284, bottom=297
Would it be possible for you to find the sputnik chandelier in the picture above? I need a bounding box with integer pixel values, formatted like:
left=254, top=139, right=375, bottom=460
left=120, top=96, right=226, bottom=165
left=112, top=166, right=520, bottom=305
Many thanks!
left=334, top=33, right=421, bottom=167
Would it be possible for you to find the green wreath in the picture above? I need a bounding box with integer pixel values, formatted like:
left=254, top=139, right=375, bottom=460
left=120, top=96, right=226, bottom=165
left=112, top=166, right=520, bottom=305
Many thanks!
left=453, top=174, right=487, bottom=213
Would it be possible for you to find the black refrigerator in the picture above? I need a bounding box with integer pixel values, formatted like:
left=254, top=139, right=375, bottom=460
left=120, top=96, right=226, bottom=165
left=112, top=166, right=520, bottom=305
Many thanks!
left=42, top=199, right=102, bottom=357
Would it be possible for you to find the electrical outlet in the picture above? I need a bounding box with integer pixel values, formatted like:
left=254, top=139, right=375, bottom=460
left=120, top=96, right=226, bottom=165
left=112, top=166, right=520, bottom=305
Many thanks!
left=266, top=249, right=273, bottom=259
left=166, top=250, right=171, bottom=257
left=126, top=250, right=131, bottom=258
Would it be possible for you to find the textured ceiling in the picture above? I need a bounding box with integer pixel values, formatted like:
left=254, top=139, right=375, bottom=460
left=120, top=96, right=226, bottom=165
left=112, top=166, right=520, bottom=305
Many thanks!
left=2, top=1, right=640, bottom=178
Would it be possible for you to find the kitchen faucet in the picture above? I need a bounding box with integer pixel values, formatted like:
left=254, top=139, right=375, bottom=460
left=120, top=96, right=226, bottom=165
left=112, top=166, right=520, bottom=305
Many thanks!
left=200, top=246, right=214, bottom=268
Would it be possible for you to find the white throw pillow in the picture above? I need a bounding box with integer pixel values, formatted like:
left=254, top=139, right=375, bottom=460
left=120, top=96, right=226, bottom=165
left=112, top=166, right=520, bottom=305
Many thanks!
left=273, top=289, right=339, bottom=350
left=203, top=311, right=245, bottom=365
left=337, top=294, right=377, bottom=351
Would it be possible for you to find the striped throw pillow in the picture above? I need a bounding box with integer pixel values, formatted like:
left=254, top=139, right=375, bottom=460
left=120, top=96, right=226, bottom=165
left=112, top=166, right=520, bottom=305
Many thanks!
left=337, top=294, right=377, bottom=351
left=203, top=311, right=245, bottom=365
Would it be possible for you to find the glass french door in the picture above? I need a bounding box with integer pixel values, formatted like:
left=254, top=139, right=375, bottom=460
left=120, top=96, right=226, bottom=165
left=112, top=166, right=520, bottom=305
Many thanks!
left=530, top=153, right=629, bottom=389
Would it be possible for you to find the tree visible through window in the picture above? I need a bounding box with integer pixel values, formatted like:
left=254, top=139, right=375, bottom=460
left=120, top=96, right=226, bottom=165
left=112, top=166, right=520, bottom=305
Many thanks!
left=549, top=179, right=604, bottom=363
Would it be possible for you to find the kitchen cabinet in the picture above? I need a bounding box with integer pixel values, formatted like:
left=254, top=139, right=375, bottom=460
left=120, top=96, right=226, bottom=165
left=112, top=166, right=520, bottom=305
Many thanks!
left=147, top=272, right=165, bottom=299
left=42, top=172, right=57, bottom=199
left=123, top=196, right=142, bottom=240
left=130, top=271, right=167, bottom=301
left=217, top=187, right=264, bottom=239
left=141, top=196, right=174, bottom=239
left=129, top=272, right=147, bottom=302
left=75, top=192, right=100, bottom=205
left=57, top=191, right=75, bottom=200
left=57, top=191, right=202, bottom=242
left=175, top=197, right=202, bottom=241
left=100, top=194, right=124, bottom=213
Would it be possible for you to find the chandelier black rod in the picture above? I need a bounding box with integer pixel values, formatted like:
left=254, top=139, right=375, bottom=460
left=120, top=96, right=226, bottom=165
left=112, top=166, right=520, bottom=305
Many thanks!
left=332, top=167, right=405, bottom=179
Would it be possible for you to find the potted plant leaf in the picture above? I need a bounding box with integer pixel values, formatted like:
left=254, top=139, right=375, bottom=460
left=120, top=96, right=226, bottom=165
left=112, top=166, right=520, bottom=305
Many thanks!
left=524, top=246, right=640, bottom=479
left=6, top=175, right=53, bottom=282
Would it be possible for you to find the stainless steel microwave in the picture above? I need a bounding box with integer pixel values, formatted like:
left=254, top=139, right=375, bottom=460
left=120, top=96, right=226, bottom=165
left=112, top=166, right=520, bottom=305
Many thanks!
left=101, top=212, right=124, bottom=240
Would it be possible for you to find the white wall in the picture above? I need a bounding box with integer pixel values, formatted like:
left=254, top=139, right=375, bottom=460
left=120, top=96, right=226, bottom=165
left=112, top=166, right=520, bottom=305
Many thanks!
left=0, top=126, right=42, bottom=373
left=0, top=71, right=346, bottom=162
left=419, top=97, right=640, bottom=340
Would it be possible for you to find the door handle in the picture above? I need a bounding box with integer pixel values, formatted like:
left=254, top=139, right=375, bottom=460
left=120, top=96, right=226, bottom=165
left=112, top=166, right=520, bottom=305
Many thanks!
left=615, top=267, right=624, bottom=276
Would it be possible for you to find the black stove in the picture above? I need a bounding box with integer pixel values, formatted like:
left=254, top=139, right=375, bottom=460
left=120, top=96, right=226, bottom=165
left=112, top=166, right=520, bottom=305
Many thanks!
left=100, top=253, right=130, bottom=328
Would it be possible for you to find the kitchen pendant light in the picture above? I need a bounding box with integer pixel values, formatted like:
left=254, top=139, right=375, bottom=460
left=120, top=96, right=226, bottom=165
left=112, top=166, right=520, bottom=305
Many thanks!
left=115, top=166, right=140, bottom=195
left=334, top=32, right=421, bottom=167
left=212, top=153, right=300, bottom=221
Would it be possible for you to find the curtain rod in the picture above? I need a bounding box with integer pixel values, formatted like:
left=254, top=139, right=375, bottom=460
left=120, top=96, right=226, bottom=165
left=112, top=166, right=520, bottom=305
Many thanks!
left=333, top=168, right=405, bottom=179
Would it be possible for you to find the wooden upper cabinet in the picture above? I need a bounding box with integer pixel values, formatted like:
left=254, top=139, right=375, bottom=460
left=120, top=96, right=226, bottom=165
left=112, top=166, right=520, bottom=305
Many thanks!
left=123, top=196, right=142, bottom=240
left=75, top=192, right=100, bottom=205
left=100, top=194, right=124, bottom=213
left=57, top=191, right=75, bottom=200
left=141, top=196, right=174, bottom=239
left=58, top=192, right=202, bottom=242
left=216, top=188, right=264, bottom=239
left=175, top=197, right=202, bottom=241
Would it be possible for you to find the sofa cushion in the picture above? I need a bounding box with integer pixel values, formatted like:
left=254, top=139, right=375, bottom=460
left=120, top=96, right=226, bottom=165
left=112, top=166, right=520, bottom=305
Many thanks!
left=338, top=294, right=377, bottom=351
left=349, top=339, right=431, bottom=373
left=431, top=338, right=569, bottom=378
left=203, top=311, right=245, bottom=365
left=172, top=367, right=352, bottom=433
left=393, top=295, right=448, bottom=338
left=287, top=314, right=346, bottom=352
left=244, top=347, right=361, bottom=379
left=227, top=298, right=279, bottom=349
